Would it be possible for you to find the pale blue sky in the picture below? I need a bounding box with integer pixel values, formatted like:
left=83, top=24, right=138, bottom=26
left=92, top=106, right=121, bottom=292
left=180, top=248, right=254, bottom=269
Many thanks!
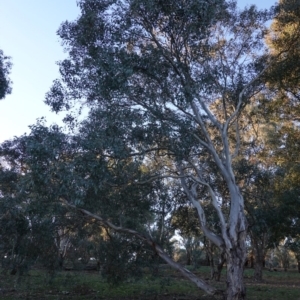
left=0, top=0, right=277, bottom=143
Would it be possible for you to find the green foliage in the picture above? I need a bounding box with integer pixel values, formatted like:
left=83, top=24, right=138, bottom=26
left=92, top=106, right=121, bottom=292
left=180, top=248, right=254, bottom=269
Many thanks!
left=96, top=233, right=153, bottom=285
left=0, top=117, right=160, bottom=282
left=1, top=0, right=287, bottom=296
left=267, top=0, right=300, bottom=93
left=172, top=206, right=201, bottom=237
left=0, top=49, right=12, bottom=100
left=253, top=0, right=300, bottom=245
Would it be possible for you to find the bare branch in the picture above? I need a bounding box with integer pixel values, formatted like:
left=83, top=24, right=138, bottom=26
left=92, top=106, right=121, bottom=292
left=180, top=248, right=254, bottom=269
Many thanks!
left=232, top=119, right=241, bottom=160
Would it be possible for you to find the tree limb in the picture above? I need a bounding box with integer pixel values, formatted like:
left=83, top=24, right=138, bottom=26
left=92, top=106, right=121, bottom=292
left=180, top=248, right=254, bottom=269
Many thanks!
left=60, top=198, right=218, bottom=295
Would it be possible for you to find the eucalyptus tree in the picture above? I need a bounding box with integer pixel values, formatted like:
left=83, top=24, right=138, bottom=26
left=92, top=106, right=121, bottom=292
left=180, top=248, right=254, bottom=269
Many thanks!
left=267, top=0, right=300, bottom=95
left=0, top=118, right=158, bottom=278
left=0, top=165, right=30, bottom=275
left=232, top=97, right=300, bottom=281
left=254, top=0, right=300, bottom=269
left=235, top=160, right=276, bottom=281
left=262, top=0, right=300, bottom=171
left=44, top=1, right=274, bottom=298
left=0, top=127, right=78, bottom=275
left=0, top=49, right=12, bottom=100
left=286, top=237, right=300, bottom=273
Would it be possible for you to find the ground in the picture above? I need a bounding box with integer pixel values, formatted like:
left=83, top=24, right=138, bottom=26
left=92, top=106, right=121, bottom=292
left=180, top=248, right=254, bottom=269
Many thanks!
left=0, top=266, right=300, bottom=299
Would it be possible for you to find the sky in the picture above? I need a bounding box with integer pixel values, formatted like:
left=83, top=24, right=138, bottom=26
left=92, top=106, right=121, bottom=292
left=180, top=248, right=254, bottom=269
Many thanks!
left=0, top=0, right=277, bottom=143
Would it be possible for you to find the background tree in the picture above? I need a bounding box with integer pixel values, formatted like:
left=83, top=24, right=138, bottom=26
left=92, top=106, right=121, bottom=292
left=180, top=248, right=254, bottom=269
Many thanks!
left=232, top=100, right=300, bottom=281
left=267, top=0, right=300, bottom=96
left=286, top=237, right=300, bottom=273
left=227, top=1, right=300, bottom=277
left=0, top=49, right=12, bottom=100
left=171, top=205, right=203, bottom=267
left=0, top=129, right=78, bottom=277
left=0, top=119, right=161, bottom=282
left=237, top=163, right=276, bottom=281
left=253, top=0, right=300, bottom=275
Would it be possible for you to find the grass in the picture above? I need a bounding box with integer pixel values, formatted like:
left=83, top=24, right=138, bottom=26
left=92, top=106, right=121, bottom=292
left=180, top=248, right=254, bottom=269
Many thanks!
left=0, top=268, right=203, bottom=300
left=0, top=266, right=300, bottom=299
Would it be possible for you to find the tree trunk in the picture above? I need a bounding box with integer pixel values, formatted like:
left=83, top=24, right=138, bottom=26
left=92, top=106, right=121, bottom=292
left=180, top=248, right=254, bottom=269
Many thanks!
left=186, top=248, right=192, bottom=266
left=204, top=240, right=216, bottom=280
left=223, top=185, right=247, bottom=300
left=253, top=258, right=263, bottom=281
left=215, top=251, right=226, bottom=281
left=226, top=248, right=246, bottom=300
left=253, top=241, right=265, bottom=282
left=209, top=254, right=216, bottom=280
left=250, top=253, right=254, bottom=268
left=295, top=255, right=300, bottom=273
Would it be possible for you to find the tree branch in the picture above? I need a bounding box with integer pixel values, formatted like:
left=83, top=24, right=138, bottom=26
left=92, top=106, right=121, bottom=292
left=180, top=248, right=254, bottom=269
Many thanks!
left=177, top=165, right=224, bottom=249
left=60, top=198, right=218, bottom=295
